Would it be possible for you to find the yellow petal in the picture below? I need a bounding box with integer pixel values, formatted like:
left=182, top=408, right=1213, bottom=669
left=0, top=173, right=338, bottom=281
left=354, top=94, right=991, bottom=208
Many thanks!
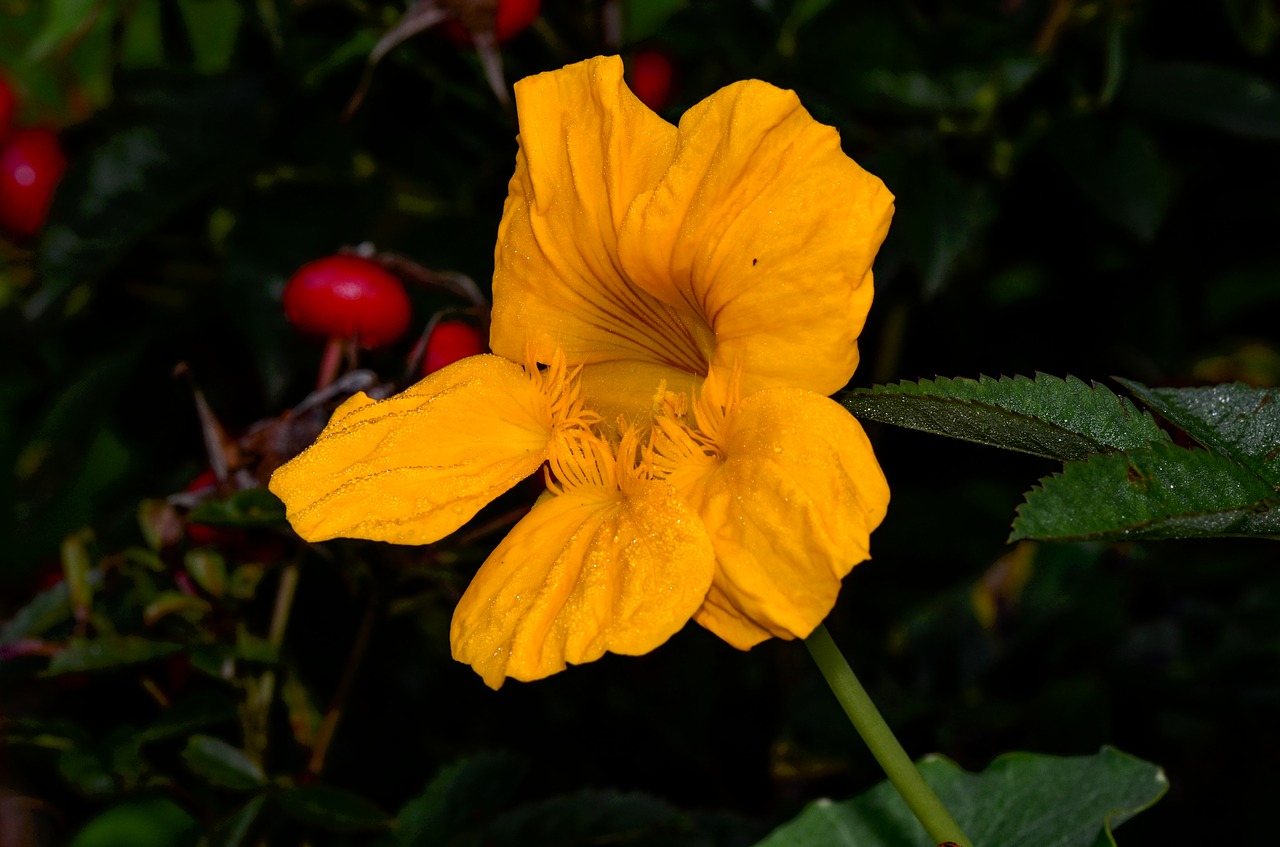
left=450, top=435, right=716, bottom=689
left=490, top=55, right=713, bottom=417
left=616, top=79, right=894, bottom=397
left=661, top=387, right=890, bottom=647
left=268, top=355, right=552, bottom=545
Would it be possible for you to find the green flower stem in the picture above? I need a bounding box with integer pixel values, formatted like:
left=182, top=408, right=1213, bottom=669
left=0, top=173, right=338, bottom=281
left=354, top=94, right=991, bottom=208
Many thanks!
left=805, top=624, right=974, bottom=847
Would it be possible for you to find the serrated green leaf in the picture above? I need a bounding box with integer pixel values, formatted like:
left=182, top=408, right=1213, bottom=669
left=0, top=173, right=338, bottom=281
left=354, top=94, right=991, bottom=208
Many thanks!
left=277, top=785, right=389, bottom=832
left=1116, top=379, right=1280, bottom=487
left=1012, top=442, right=1280, bottom=542
left=396, top=751, right=528, bottom=846
left=843, top=374, right=1169, bottom=460
left=43, top=636, right=182, bottom=676
left=755, top=747, right=1165, bottom=847
left=181, top=735, right=265, bottom=791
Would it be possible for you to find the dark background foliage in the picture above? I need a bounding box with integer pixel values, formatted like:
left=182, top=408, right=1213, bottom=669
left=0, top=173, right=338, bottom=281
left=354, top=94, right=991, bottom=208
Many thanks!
left=2, top=0, right=1279, bottom=844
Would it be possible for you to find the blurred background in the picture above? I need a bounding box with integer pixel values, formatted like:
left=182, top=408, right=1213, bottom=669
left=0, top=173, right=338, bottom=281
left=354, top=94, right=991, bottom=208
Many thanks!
left=2, top=0, right=1279, bottom=844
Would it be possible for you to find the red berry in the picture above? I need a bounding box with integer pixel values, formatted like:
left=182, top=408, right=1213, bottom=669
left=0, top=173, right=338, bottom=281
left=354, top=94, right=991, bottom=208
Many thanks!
left=628, top=50, right=674, bottom=112
left=0, top=77, right=15, bottom=143
left=444, top=0, right=541, bottom=44
left=283, top=255, right=411, bottom=349
left=0, top=128, right=67, bottom=239
left=424, top=319, right=487, bottom=375
left=494, top=0, right=541, bottom=41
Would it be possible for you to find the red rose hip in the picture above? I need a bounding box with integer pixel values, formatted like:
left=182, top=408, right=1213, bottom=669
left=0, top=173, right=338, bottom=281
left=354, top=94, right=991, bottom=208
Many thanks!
left=0, top=127, right=67, bottom=239
left=283, top=255, right=411, bottom=349
left=444, top=0, right=542, bottom=44
left=423, top=319, right=487, bottom=375
left=628, top=49, right=674, bottom=112
left=0, top=76, right=15, bottom=143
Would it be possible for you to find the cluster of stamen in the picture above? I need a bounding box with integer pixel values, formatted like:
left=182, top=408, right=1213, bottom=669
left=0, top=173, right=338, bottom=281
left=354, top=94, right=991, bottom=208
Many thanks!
left=534, top=350, right=745, bottom=499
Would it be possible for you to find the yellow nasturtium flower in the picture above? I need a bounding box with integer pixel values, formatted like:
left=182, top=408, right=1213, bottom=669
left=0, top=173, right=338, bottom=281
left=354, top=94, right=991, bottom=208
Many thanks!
left=269, top=55, right=894, bottom=689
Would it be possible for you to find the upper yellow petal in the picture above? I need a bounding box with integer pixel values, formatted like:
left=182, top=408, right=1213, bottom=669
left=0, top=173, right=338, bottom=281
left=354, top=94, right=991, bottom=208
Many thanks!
left=616, top=78, right=894, bottom=397
left=450, top=433, right=716, bottom=689
left=656, top=386, right=890, bottom=647
left=490, top=54, right=712, bottom=414
left=268, top=355, right=553, bottom=545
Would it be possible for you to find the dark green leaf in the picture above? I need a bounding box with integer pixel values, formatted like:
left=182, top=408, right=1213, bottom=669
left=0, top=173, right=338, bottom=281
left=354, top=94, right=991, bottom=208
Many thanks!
left=30, top=75, right=269, bottom=317
left=280, top=673, right=323, bottom=750
left=206, top=795, right=268, bottom=847
left=140, top=691, right=238, bottom=743
left=860, top=57, right=1041, bottom=114
left=43, top=636, right=182, bottom=676
left=176, top=0, right=244, bottom=75
left=188, top=635, right=279, bottom=680
left=1050, top=121, right=1177, bottom=241
left=1011, top=442, right=1280, bottom=541
left=878, top=157, right=994, bottom=297
left=754, top=747, right=1166, bottom=847
left=181, top=735, right=266, bottom=791
left=228, top=564, right=266, bottom=599
left=184, top=548, right=228, bottom=597
left=478, top=790, right=697, bottom=847
left=0, top=580, right=76, bottom=646
left=277, top=785, right=390, bottom=832
left=1116, top=379, right=1280, bottom=487
left=26, top=0, right=107, bottom=61
left=395, top=751, right=527, bottom=846
left=1225, top=0, right=1280, bottom=55
left=1125, top=62, right=1280, bottom=139
left=60, top=527, right=95, bottom=624
left=120, top=0, right=165, bottom=69
left=187, top=488, right=286, bottom=528
left=623, top=0, right=687, bottom=43
left=57, top=747, right=117, bottom=796
left=67, top=796, right=200, bottom=847
left=142, top=591, right=212, bottom=626
left=842, top=374, right=1169, bottom=460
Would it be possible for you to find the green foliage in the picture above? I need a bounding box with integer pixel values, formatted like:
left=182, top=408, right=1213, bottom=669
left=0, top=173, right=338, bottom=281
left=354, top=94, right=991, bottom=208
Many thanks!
left=1116, top=380, right=1280, bottom=486
left=843, top=374, right=1168, bottom=460
left=395, top=751, right=528, bottom=846
left=66, top=796, right=200, bottom=847
left=1124, top=62, right=1280, bottom=139
left=2, top=1, right=1277, bottom=845
left=43, top=636, right=182, bottom=676
left=276, top=785, right=390, bottom=832
left=756, top=748, right=1166, bottom=847
left=181, top=734, right=266, bottom=791
left=476, top=790, right=700, bottom=847
left=1012, top=443, right=1280, bottom=541
left=851, top=375, right=1280, bottom=543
